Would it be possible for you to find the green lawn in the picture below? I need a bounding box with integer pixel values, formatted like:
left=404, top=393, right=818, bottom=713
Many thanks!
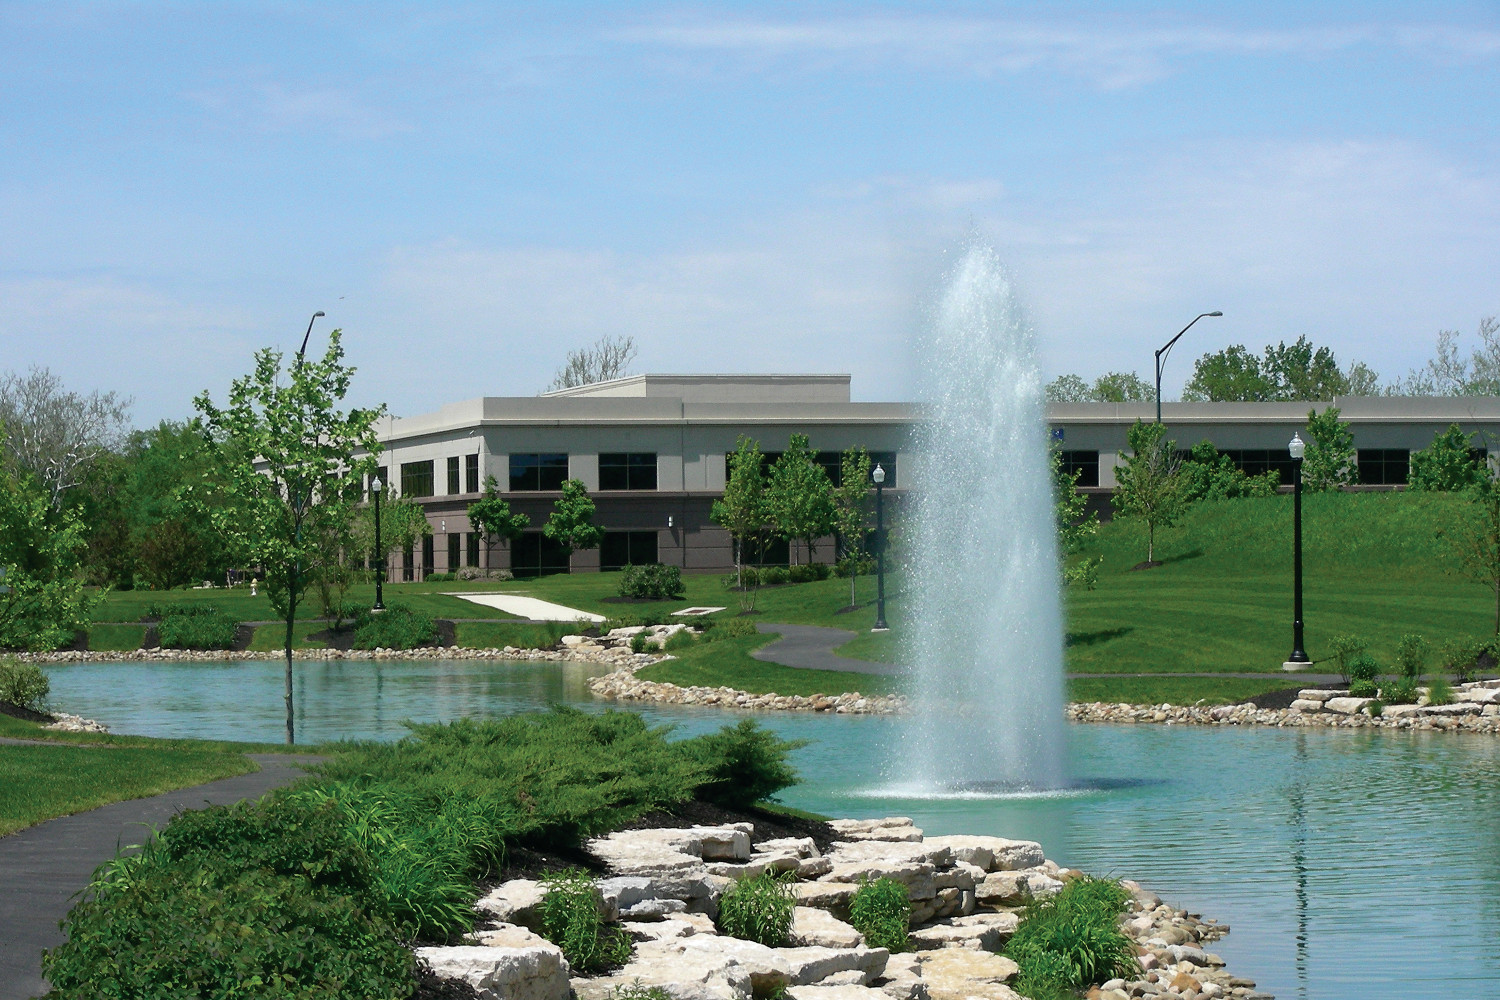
left=0, top=742, right=260, bottom=836
left=1065, top=675, right=1298, bottom=706
left=454, top=620, right=574, bottom=649
left=245, top=620, right=330, bottom=651
left=87, top=623, right=147, bottom=651
left=637, top=633, right=902, bottom=698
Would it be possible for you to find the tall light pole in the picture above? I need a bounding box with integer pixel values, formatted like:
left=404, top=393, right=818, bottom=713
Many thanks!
left=297, top=311, right=326, bottom=367
left=1155, top=311, right=1222, bottom=424
left=371, top=476, right=385, bottom=611
left=872, top=464, right=888, bottom=632
left=1286, top=432, right=1310, bottom=665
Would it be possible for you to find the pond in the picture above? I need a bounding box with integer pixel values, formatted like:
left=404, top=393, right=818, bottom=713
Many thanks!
left=43, top=657, right=1500, bottom=999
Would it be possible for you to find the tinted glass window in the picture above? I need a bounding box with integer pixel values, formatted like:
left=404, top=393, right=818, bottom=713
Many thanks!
left=599, top=453, right=658, bottom=490
left=1059, top=450, right=1099, bottom=488
left=511, top=531, right=572, bottom=576
left=510, top=454, right=569, bottom=491
left=466, top=454, right=479, bottom=493
left=447, top=456, right=461, bottom=495
left=1358, top=449, right=1411, bottom=486
left=400, top=460, right=434, bottom=498
left=600, top=531, right=660, bottom=570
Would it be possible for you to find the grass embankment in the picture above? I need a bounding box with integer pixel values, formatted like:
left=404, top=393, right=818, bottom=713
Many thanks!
left=637, top=633, right=901, bottom=698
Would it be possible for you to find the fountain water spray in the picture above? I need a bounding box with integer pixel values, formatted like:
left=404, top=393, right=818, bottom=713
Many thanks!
left=899, top=241, right=1068, bottom=792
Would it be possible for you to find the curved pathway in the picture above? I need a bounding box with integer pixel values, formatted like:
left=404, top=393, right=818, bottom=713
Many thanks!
left=751, top=623, right=901, bottom=676
left=0, top=752, right=322, bottom=1000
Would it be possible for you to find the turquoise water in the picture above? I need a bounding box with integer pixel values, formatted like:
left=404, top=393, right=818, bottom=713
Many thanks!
left=43, top=658, right=1500, bottom=999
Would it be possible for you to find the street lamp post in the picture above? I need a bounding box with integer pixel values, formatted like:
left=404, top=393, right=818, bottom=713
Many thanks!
left=872, top=464, right=888, bottom=632
left=296, top=311, right=326, bottom=368
left=1286, top=433, right=1309, bottom=665
left=371, top=477, right=385, bottom=611
left=1155, top=311, right=1223, bottom=424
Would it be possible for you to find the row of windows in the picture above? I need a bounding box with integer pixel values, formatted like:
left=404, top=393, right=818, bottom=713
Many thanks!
left=1057, top=448, right=1489, bottom=488
left=396, top=455, right=479, bottom=500
left=725, top=451, right=898, bottom=488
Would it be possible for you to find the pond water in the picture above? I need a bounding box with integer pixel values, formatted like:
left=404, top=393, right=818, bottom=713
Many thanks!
left=43, top=658, right=1500, bottom=999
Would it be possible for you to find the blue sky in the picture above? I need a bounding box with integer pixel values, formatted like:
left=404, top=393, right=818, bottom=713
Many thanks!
left=3, top=2, right=1498, bottom=424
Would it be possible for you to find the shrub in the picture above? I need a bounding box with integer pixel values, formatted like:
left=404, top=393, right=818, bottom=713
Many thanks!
left=663, top=629, right=696, bottom=652
left=0, top=658, right=49, bottom=709
left=424, top=572, right=455, bottom=582
left=156, top=604, right=240, bottom=650
left=1346, top=653, right=1380, bottom=684
left=701, top=617, right=757, bottom=643
left=619, top=563, right=685, bottom=600
left=716, top=870, right=796, bottom=946
left=760, top=566, right=790, bottom=585
left=1366, top=699, right=1384, bottom=718
left=539, top=869, right=630, bottom=972
left=834, top=554, right=874, bottom=579
left=612, top=984, right=674, bottom=1000
left=1327, top=634, right=1367, bottom=686
left=1395, top=633, right=1428, bottom=681
left=352, top=604, right=438, bottom=650
left=1426, top=677, right=1455, bottom=707
left=1348, top=679, right=1379, bottom=698
left=723, top=566, right=760, bottom=590
left=629, top=632, right=658, bottom=654
left=848, top=878, right=910, bottom=952
left=1381, top=678, right=1419, bottom=705
left=1005, top=876, right=1136, bottom=991
left=456, top=567, right=513, bottom=581
left=683, top=719, right=806, bottom=810
left=1438, top=637, right=1486, bottom=683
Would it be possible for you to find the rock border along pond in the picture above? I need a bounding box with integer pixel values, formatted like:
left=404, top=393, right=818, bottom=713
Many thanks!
left=419, top=815, right=1271, bottom=1000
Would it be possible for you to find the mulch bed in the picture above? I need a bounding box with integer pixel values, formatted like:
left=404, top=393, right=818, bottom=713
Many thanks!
left=412, top=963, right=484, bottom=1000
left=0, top=699, right=56, bottom=724
left=1246, top=687, right=1314, bottom=710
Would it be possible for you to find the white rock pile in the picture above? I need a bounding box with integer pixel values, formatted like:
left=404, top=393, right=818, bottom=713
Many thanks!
left=418, top=816, right=1270, bottom=1000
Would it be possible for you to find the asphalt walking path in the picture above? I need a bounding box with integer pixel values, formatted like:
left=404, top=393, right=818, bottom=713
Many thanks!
left=0, top=751, right=323, bottom=1000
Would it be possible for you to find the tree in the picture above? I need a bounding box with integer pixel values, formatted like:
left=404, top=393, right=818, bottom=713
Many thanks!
left=1344, top=361, right=1382, bottom=397
left=1051, top=444, right=1100, bottom=589
left=1177, top=440, right=1280, bottom=503
left=1182, top=337, right=1370, bottom=402
left=466, top=475, right=529, bottom=564
left=830, top=447, right=872, bottom=608
left=190, top=330, right=383, bottom=744
left=1394, top=317, right=1500, bottom=396
left=1045, top=371, right=1152, bottom=403
left=354, top=487, right=432, bottom=572
left=0, top=367, right=131, bottom=510
left=547, top=335, right=637, bottom=392
left=767, top=434, right=835, bottom=565
left=1111, top=421, right=1185, bottom=565
left=1262, top=337, right=1349, bottom=401
left=0, top=441, right=97, bottom=651
left=543, top=479, right=602, bottom=562
left=1302, top=407, right=1356, bottom=492
left=712, top=436, right=771, bottom=608
left=1439, top=466, right=1500, bottom=635
left=1408, top=424, right=1489, bottom=492
left=1182, top=345, right=1273, bottom=401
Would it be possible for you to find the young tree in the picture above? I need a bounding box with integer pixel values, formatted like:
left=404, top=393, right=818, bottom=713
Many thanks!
left=1052, top=444, right=1101, bottom=589
left=767, top=433, right=835, bottom=565
left=1111, top=421, right=1185, bottom=565
left=712, top=436, right=771, bottom=608
left=543, top=479, right=602, bottom=563
left=1182, top=345, right=1274, bottom=402
left=190, top=330, right=383, bottom=744
left=830, top=447, right=873, bottom=608
left=1045, top=371, right=1152, bottom=403
left=466, top=475, right=529, bottom=566
left=1394, top=317, right=1500, bottom=396
left=1408, top=424, right=1489, bottom=492
left=1177, top=441, right=1280, bottom=503
left=354, top=488, right=432, bottom=574
left=0, top=445, right=97, bottom=650
left=1302, top=407, right=1356, bottom=492
left=1438, top=461, right=1500, bottom=635
left=547, top=335, right=637, bottom=392
left=0, top=367, right=132, bottom=510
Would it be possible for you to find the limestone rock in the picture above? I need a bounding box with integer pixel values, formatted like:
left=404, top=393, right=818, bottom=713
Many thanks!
left=624, top=914, right=717, bottom=941
left=795, top=880, right=860, bottom=918
left=467, top=924, right=553, bottom=949
left=597, top=873, right=719, bottom=916
left=589, top=827, right=751, bottom=874
left=1324, top=697, right=1373, bottom=714
left=476, top=880, right=548, bottom=929
left=916, top=948, right=1021, bottom=1000
left=906, top=912, right=1018, bottom=951
left=922, top=836, right=1044, bottom=873
left=827, top=840, right=955, bottom=869
left=788, top=986, right=895, bottom=1000
left=1289, top=699, right=1325, bottom=713
left=790, top=906, right=865, bottom=949
left=823, top=861, right=937, bottom=901
left=623, top=898, right=689, bottom=920
left=974, top=870, right=1062, bottom=906
left=777, top=945, right=890, bottom=985
left=417, top=943, right=571, bottom=1000
left=829, top=818, right=921, bottom=842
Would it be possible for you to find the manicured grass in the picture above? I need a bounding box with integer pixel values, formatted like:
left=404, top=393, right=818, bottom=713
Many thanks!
left=246, top=620, right=329, bottom=651
left=0, top=714, right=319, bottom=754
left=454, top=620, right=573, bottom=649
left=637, top=634, right=902, bottom=698
left=0, top=743, right=259, bottom=836
left=1066, top=675, right=1298, bottom=707
left=87, top=623, right=147, bottom=651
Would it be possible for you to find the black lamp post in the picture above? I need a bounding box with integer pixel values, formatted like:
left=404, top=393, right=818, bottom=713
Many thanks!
left=1155, top=311, right=1222, bottom=424
left=296, top=311, right=326, bottom=368
left=872, top=464, right=888, bottom=632
left=371, top=476, right=385, bottom=611
left=1287, top=432, right=1309, bottom=664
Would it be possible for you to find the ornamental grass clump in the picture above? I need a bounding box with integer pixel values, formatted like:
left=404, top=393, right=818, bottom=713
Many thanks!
left=155, top=603, right=240, bottom=650
left=848, top=877, right=911, bottom=952
left=351, top=604, right=437, bottom=650
left=1004, top=876, right=1136, bottom=995
left=715, top=870, right=796, bottom=946
left=539, top=868, right=631, bottom=972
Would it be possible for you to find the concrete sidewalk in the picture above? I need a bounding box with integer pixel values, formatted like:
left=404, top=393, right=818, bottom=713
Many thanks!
left=751, top=623, right=902, bottom=676
left=0, top=752, right=322, bottom=1000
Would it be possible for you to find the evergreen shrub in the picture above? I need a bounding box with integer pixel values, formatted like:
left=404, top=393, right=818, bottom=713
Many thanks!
left=619, top=563, right=684, bottom=599
left=683, top=719, right=806, bottom=809
left=760, top=566, right=790, bottom=585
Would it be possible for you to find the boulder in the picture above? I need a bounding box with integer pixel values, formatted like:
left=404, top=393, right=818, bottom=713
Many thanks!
left=906, top=913, right=1018, bottom=952
left=1296, top=689, right=1342, bottom=701
left=922, top=836, right=1043, bottom=873
left=417, top=943, right=571, bottom=1000
left=788, top=987, right=894, bottom=1000
left=974, top=871, right=1062, bottom=906
left=588, top=827, right=751, bottom=874
left=598, top=874, right=719, bottom=915
left=827, top=841, right=954, bottom=869
left=1323, top=697, right=1374, bottom=715
left=476, top=880, right=548, bottom=929
left=823, top=862, right=936, bottom=901
left=790, top=906, right=865, bottom=949
left=624, top=914, right=718, bottom=941
left=623, top=898, right=689, bottom=920
left=1289, top=699, right=1325, bottom=713
left=916, top=948, right=1021, bottom=1000
left=829, top=818, right=920, bottom=842
left=795, top=881, right=860, bottom=918
left=777, top=945, right=890, bottom=985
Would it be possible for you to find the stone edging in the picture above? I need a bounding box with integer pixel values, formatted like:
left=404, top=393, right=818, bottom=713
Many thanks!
left=1067, top=697, right=1500, bottom=733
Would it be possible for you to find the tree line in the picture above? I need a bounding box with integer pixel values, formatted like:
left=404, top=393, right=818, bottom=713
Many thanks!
left=1047, top=317, right=1499, bottom=403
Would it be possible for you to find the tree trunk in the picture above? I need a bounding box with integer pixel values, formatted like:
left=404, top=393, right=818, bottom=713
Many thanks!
left=1147, top=520, right=1155, bottom=563
left=284, top=613, right=295, bottom=745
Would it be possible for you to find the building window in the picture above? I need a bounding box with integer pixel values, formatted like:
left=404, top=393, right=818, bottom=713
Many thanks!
left=422, top=535, right=435, bottom=578
left=729, top=450, right=895, bottom=488
left=448, top=533, right=461, bottom=571
left=599, top=453, right=658, bottom=491
left=511, top=531, right=571, bottom=576
left=1059, top=451, right=1099, bottom=488
left=601, top=531, right=660, bottom=570
left=466, top=454, right=479, bottom=494
left=1218, top=449, right=1297, bottom=484
left=1358, top=449, right=1411, bottom=486
left=401, top=460, right=434, bottom=498
left=447, top=456, right=461, bottom=495
left=466, top=531, right=479, bottom=568
left=737, top=534, right=790, bottom=567
left=510, top=453, right=569, bottom=491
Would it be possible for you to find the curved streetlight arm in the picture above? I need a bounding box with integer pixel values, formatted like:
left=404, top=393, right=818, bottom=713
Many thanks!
left=296, top=311, right=327, bottom=369
left=1155, top=311, right=1222, bottom=423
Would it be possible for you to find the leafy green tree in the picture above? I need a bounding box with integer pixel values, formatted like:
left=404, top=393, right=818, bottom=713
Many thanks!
left=1182, top=345, right=1274, bottom=401
left=1112, top=421, right=1185, bottom=565
left=830, top=447, right=872, bottom=607
left=1394, top=317, right=1500, bottom=396
left=1439, top=469, right=1500, bottom=634
left=465, top=475, right=529, bottom=564
left=190, top=330, right=383, bottom=744
left=543, top=479, right=602, bottom=562
left=1263, top=337, right=1349, bottom=401
left=767, top=433, right=834, bottom=565
left=1045, top=371, right=1152, bottom=403
left=0, top=447, right=98, bottom=651
left=1051, top=444, right=1100, bottom=588
left=1408, top=424, right=1489, bottom=492
left=354, top=487, right=432, bottom=577
left=1302, top=407, right=1356, bottom=492
left=1177, top=441, right=1280, bottom=503
left=712, top=436, right=771, bottom=607
left=1183, top=337, right=1368, bottom=402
